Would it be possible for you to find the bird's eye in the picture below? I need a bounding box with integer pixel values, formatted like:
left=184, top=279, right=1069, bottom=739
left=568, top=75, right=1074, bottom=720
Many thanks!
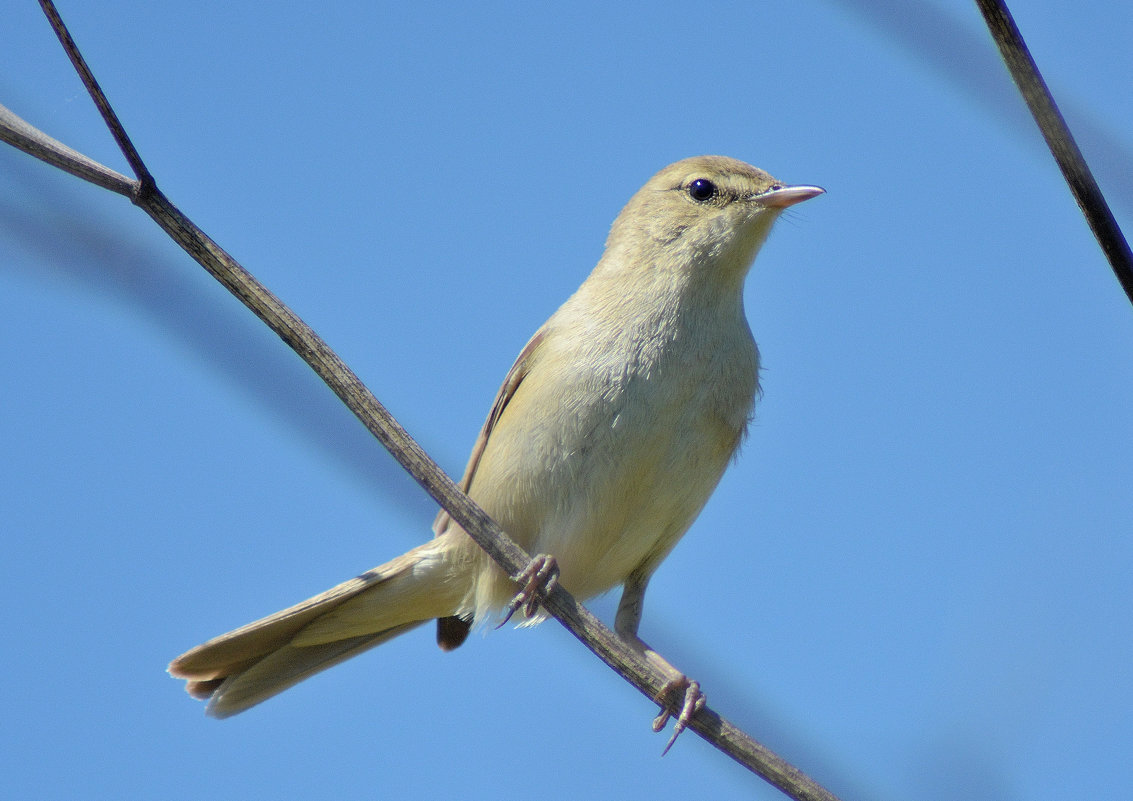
left=688, top=178, right=717, bottom=202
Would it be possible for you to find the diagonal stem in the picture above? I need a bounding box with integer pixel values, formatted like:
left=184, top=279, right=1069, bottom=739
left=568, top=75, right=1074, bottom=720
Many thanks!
left=38, top=0, right=154, bottom=193
left=0, top=102, right=135, bottom=195
left=974, top=0, right=1133, bottom=306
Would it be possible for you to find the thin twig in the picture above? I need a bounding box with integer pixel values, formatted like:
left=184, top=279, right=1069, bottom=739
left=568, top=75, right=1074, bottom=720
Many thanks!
left=1, top=4, right=844, bottom=801
left=0, top=103, right=135, bottom=195
left=38, top=0, right=153, bottom=192
left=974, top=0, right=1133, bottom=306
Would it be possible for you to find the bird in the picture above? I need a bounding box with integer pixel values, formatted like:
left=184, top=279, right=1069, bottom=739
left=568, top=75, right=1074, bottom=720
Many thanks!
left=169, top=155, right=824, bottom=741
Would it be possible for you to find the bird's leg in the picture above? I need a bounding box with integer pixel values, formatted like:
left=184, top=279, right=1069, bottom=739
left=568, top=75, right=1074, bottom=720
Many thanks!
left=498, top=553, right=560, bottom=626
left=616, top=570, right=706, bottom=755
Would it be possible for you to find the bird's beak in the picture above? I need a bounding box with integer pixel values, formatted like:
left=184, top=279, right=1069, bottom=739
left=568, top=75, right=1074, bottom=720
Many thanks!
left=759, top=184, right=825, bottom=209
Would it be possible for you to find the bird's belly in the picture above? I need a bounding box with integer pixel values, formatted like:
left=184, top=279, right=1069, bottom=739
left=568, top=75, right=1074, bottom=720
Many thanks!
left=531, top=420, right=735, bottom=600
left=467, top=367, right=744, bottom=609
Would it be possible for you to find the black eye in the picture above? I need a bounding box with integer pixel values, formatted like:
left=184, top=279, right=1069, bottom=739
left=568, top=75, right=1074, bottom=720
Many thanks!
left=688, top=178, right=717, bottom=202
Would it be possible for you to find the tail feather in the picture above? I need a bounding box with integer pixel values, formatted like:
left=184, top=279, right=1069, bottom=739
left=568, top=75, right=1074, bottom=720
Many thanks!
left=169, top=542, right=464, bottom=717
left=201, top=622, right=425, bottom=718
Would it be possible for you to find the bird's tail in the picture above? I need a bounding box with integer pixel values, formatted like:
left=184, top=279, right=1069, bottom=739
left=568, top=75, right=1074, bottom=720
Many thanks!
left=168, top=541, right=465, bottom=718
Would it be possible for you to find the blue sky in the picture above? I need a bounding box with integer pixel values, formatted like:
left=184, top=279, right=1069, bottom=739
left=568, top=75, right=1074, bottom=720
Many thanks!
left=2, top=2, right=1131, bottom=800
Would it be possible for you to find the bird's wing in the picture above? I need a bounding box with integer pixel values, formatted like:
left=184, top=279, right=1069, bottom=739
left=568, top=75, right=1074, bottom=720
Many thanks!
left=431, top=324, right=547, bottom=538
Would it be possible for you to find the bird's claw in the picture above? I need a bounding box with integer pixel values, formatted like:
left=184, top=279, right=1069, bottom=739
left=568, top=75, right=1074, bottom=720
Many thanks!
left=497, top=554, right=559, bottom=627
left=652, top=676, right=706, bottom=755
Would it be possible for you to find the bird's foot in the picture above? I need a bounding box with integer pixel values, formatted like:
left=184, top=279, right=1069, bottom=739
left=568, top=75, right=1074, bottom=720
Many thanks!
left=651, top=673, right=706, bottom=755
left=498, top=554, right=559, bottom=626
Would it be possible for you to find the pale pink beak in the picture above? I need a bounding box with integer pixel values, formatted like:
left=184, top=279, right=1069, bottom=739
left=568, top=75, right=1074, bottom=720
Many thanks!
left=759, top=184, right=825, bottom=209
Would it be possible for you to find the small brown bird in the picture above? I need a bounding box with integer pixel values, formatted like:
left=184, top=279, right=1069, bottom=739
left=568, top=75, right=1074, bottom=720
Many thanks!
left=169, top=156, right=823, bottom=735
